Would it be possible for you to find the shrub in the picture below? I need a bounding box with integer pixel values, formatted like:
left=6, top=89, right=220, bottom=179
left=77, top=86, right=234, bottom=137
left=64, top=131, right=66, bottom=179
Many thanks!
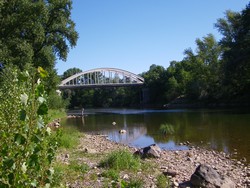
left=0, top=65, right=59, bottom=187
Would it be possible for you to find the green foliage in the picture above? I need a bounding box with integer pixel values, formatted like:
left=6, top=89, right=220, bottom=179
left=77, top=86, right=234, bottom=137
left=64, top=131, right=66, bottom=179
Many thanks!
left=0, top=0, right=78, bottom=69
left=62, top=67, right=82, bottom=80
left=57, top=126, right=81, bottom=149
left=99, top=150, right=141, bottom=171
left=120, top=178, right=143, bottom=188
left=68, top=160, right=89, bottom=174
left=48, top=109, right=67, bottom=122
left=47, top=91, right=69, bottom=109
left=159, top=123, right=175, bottom=135
left=156, top=174, right=170, bottom=188
left=0, top=65, right=59, bottom=187
left=0, top=0, right=78, bottom=96
left=101, top=169, right=119, bottom=181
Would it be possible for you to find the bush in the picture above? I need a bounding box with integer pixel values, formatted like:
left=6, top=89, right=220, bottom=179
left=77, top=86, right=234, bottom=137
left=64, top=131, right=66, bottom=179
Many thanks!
left=99, top=150, right=141, bottom=171
left=47, top=91, right=69, bottom=110
left=0, top=65, right=59, bottom=187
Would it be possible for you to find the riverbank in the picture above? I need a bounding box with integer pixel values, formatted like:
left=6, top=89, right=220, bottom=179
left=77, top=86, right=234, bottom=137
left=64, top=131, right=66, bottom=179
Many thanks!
left=55, top=128, right=250, bottom=187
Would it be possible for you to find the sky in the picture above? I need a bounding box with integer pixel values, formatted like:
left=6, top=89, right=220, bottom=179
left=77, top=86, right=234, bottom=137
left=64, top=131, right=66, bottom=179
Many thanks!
left=55, top=0, right=249, bottom=75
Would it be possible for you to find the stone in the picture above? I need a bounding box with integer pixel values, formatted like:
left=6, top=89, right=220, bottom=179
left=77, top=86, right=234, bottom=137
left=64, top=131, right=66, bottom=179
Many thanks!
left=163, top=170, right=177, bottom=177
left=173, top=181, right=179, bottom=187
left=123, top=174, right=129, bottom=180
left=65, top=154, right=69, bottom=158
left=84, top=148, right=97, bottom=154
left=190, top=164, right=235, bottom=188
left=134, top=144, right=161, bottom=158
left=119, top=129, right=126, bottom=134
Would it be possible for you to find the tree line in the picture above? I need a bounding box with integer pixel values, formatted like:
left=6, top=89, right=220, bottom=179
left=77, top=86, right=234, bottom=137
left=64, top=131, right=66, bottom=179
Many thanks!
left=142, top=3, right=250, bottom=107
left=62, top=3, right=250, bottom=108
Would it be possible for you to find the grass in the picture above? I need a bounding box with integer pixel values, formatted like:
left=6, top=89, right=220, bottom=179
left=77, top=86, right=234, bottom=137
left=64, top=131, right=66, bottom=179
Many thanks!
left=99, top=149, right=141, bottom=171
left=101, top=169, right=119, bottom=181
left=120, top=178, right=144, bottom=188
left=57, top=126, right=82, bottom=149
left=156, top=174, right=171, bottom=188
left=48, top=109, right=67, bottom=122
left=159, top=123, right=175, bottom=135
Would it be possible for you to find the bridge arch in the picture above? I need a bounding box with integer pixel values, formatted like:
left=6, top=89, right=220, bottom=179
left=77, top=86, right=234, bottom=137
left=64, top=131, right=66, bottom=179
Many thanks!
left=59, top=68, right=144, bottom=89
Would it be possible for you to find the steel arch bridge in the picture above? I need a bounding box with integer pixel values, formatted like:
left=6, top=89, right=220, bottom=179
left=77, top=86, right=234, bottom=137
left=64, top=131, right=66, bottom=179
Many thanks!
left=58, top=68, right=144, bottom=89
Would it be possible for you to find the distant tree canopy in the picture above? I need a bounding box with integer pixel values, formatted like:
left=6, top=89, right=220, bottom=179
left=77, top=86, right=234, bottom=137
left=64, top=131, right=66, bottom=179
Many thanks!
left=0, top=0, right=78, bottom=73
left=137, top=3, right=250, bottom=106
left=62, top=67, right=82, bottom=80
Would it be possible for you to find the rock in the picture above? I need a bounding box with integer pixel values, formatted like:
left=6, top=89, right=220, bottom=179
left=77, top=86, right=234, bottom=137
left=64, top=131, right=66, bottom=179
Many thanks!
left=123, top=174, right=129, bottom=180
left=173, top=181, right=179, bottom=187
left=65, top=154, right=69, bottom=158
left=119, top=129, right=126, bottom=134
left=84, top=148, right=97, bottom=154
left=163, top=169, right=177, bottom=177
left=190, top=164, right=235, bottom=188
left=134, top=144, right=161, bottom=158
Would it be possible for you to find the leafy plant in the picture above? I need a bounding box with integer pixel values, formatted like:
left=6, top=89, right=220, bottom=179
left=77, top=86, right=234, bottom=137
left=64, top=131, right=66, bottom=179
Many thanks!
left=0, top=65, right=59, bottom=187
left=99, top=150, right=141, bottom=171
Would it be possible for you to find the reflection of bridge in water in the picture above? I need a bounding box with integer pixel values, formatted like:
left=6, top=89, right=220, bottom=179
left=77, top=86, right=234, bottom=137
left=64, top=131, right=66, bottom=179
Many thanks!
left=59, top=68, right=144, bottom=89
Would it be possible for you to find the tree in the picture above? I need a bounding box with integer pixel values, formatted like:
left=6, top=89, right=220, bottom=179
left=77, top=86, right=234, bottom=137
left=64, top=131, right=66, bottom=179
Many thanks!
left=216, top=4, right=250, bottom=100
left=62, top=67, right=82, bottom=80
left=142, top=64, right=167, bottom=104
left=182, top=34, right=222, bottom=99
left=0, top=0, right=78, bottom=75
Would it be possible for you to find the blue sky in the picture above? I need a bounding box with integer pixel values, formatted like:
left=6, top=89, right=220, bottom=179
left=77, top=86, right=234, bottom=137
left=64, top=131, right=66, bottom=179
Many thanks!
left=56, top=0, right=249, bottom=75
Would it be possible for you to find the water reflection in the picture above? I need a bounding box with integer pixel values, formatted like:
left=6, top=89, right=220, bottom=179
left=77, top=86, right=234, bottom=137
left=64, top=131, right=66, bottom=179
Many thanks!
left=63, top=108, right=250, bottom=163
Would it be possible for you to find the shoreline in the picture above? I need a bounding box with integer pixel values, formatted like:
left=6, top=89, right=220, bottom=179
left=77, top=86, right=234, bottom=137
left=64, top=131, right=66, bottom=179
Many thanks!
left=57, top=132, right=250, bottom=187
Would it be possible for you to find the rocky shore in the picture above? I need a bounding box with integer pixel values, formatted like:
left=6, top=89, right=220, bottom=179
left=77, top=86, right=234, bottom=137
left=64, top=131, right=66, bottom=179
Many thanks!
left=58, top=133, right=250, bottom=187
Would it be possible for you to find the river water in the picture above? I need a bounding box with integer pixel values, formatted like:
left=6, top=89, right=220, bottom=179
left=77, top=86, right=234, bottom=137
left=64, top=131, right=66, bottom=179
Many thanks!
left=61, top=108, right=250, bottom=163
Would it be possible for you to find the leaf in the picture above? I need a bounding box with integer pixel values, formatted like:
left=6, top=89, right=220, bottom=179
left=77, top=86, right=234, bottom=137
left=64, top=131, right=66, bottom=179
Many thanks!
left=37, top=103, right=48, bottom=115
left=18, top=72, right=29, bottom=82
left=20, top=109, right=26, bottom=121
left=37, top=118, right=44, bottom=129
left=37, top=66, right=48, bottom=78
left=14, top=133, right=26, bottom=145
left=21, top=162, right=27, bottom=173
left=3, top=158, right=14, bottom=168
left=20, top=93, right=28, bottom=105
left=38, top=96, right=46, bottom=104
left=36, top=85, right=44, bottom=97
left=46, top=127, right=51, bottom=135
left=30, top=180, right=37, bottom=187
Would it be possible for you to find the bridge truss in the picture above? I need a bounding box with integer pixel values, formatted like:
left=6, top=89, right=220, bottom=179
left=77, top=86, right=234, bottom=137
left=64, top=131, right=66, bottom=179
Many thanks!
left=59, top=68, right=144, bottom=89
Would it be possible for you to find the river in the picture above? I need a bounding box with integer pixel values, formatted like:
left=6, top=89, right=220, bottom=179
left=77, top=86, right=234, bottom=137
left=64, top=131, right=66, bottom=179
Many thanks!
left=61, top=108, right=250, bottom=163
